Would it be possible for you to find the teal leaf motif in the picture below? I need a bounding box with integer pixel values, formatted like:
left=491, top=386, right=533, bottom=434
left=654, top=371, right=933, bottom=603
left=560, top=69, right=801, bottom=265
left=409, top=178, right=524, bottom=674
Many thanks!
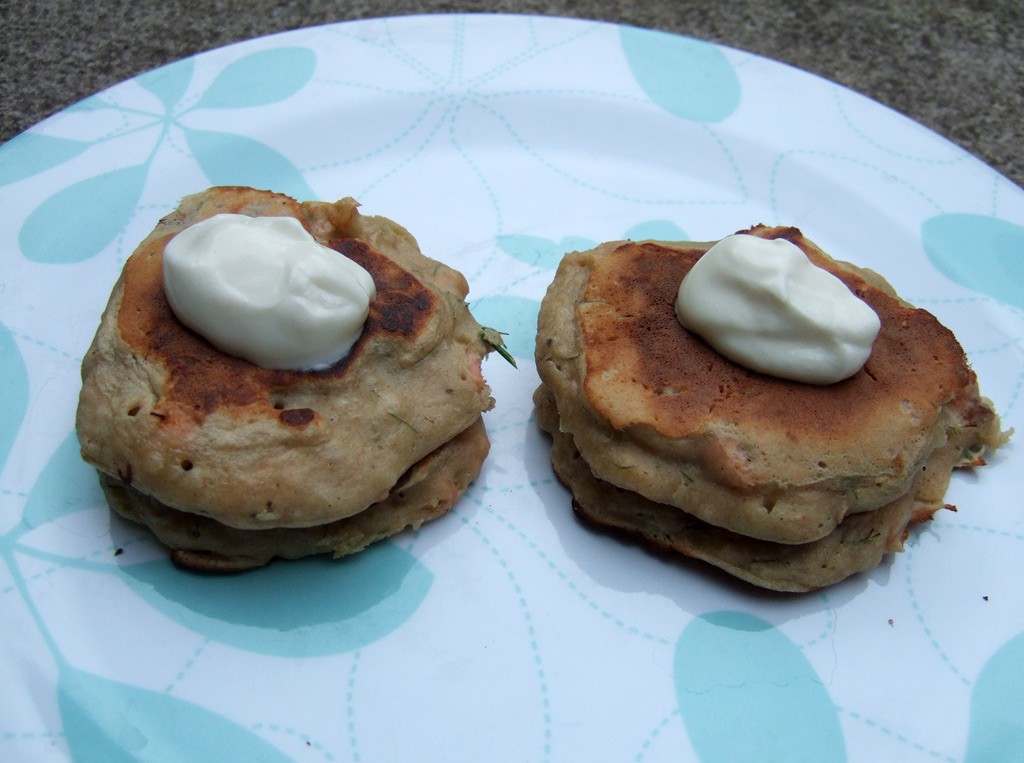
left=60, top=666, right=292, bottom=762
left=0, top=132, right=91, bottom=186
left=496, top=234, right=596, bottom=270
left=675, top=611, right=846, bottom=762
left=22, top=431, right=102, bottom=529
left=0, top=321, right=29, bottom=471
left=183, top=128, right=316, bottom=201
left=625, top=219, right=689, bottom=242
left=620, top=27, right=741, bottom=123
left=470, top=295, right=541, bottom=360
left=922, top=214, right=1024, bottom=311
left=195, top=47, right=316, bottom=110
left=119, top=543, right=433, bottom=657
left=136, top=58, right=195, bottom=112
left=561, top=235, right=597, bottom=254
left=965, top=630, right=1024, bottom=762
left=19, top=164, right=149, bottom=263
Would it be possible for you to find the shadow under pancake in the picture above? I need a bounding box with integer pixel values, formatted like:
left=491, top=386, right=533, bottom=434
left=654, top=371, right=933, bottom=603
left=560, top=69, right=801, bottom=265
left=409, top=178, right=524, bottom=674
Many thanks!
left=522, top=407, right=872, bottom=619
left=111, top=515, right=434, bottom=657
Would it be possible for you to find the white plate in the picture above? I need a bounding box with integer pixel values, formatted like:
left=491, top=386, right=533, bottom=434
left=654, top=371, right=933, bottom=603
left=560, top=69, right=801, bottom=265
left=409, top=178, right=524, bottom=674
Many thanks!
left=2, top=14, right=1023, bottom=762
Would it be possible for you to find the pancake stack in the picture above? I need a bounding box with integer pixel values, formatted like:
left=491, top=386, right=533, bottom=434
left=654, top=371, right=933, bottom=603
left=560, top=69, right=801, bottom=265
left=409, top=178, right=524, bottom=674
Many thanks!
left=535, top=225, right=1008, bottom=592
left=77, top=187, right=495, bottom=571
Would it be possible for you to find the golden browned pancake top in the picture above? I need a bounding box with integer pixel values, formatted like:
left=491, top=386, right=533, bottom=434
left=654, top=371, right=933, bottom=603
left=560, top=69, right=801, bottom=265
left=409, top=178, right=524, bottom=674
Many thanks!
left=580, top=226, right=971, bottom=446
left=118, top=225, right=438, bottom=423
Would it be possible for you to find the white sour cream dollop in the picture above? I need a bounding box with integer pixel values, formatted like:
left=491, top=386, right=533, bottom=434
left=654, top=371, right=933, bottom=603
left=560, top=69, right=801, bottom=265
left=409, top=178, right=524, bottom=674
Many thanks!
left=163, top=213, right=376, bottom=370
left=674, top=233, right=880, bottom=384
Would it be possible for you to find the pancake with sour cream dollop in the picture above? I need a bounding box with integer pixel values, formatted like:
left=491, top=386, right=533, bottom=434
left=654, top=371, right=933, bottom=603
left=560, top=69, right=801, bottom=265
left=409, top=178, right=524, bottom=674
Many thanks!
left=534, top=224, right=1008, bottom=591
left=77, top=186, right=498, bottom=571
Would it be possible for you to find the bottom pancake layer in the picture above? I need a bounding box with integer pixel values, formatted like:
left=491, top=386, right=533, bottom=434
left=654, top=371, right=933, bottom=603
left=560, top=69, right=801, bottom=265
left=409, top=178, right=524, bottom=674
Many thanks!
left=101, top=418, right=489, bottom=572
left=536, top=385, right=961, bottom=592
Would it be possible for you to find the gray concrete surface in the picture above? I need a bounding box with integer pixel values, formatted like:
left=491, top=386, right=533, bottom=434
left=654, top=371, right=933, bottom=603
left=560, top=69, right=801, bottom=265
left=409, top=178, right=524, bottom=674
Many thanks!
left=2, top=0, right=1021, bottom=189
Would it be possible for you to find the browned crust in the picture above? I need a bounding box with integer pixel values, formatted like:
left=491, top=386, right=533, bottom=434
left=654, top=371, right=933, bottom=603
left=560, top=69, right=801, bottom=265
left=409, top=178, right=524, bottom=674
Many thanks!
left=116, top=198, right=440, bottom=422
left=579, top=226, right=970, bottom=444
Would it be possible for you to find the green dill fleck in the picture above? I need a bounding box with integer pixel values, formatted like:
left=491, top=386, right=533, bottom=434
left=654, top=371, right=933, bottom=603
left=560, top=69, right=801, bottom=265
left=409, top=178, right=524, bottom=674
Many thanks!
left=680, top=471, right=694, bottom=486
left=480, top=327, right=517, bottom=368
left=961, top=443, right=986, bottom=462
left=842, top=528, right=881, bottom=545
left=387, top=412, right=418, bottom=432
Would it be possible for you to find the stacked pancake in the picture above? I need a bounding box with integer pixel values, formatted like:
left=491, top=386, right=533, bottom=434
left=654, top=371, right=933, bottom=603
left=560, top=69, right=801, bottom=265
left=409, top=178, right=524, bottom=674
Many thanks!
left=77, top=187, right=495, bottom=571
left=535, top=225, right=1008, bottom=592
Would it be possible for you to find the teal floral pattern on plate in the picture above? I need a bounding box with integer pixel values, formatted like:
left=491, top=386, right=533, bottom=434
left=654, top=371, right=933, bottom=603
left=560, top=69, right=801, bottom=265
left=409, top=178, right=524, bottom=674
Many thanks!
left=2, top=14, right=1022, bottom=762
left=675, top=611, right=845, bottom=762
left=11, top=46, right=317, bottom=264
